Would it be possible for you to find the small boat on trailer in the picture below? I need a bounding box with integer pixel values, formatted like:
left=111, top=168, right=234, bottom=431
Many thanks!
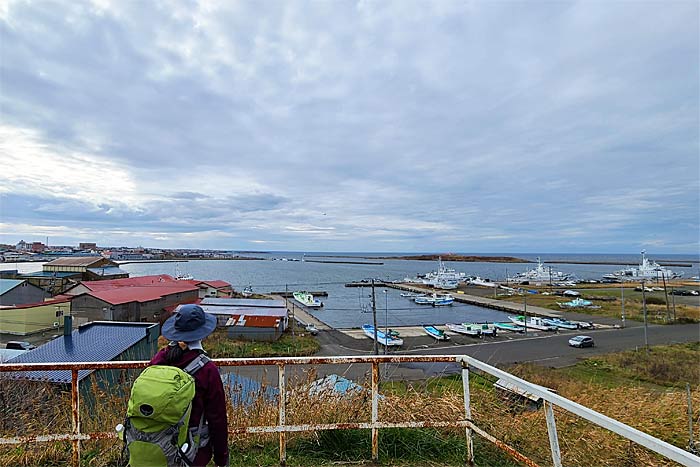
left=542, top=317, right=579, bottom=330
left=494, top=322, right=524, bottom=333
left=508, top=315, right=556, bottom=331
left=445, top=323, right=481, bottom=337
left=423, top=325, right=450, bottom=340
left=362, top=324, right=404, bottom=346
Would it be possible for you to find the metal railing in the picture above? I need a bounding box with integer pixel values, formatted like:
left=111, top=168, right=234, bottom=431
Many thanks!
left=1, top=355, right=698, bottom=467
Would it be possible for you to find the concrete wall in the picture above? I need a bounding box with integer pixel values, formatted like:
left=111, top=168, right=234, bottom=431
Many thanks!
left=0, top=282, right=51, bottom=306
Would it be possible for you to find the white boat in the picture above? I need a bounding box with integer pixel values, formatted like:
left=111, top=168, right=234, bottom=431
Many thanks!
left=494, top=322, right=524, bottom=333
left=293, top=291, right=323, bottom=308
left=174, top=263, right=194, bottom=281
left=415, top=257, right=467, bottom=288
left=445, top=323, right=481, bottom=336
left=423, top=325, right=450, bottom=340
left=400, top=292, right=425, bottom=298
left=542, top=318, right=579, bottom=330
left=507, top=257, right=573, bottom=284
left=362, top=324, right=403, bottom=346
left=508, top=315, right=556, bottom=331
left=463, top=322, right=498, bottom=336
left=468, top=277, right=498, bottom=288
left=241, top=285, right=253, bottom=297
left=602, top=251, right=682, bottom=282
left=557, top=298, right=599, bottom=309
left=414, top=293, right=454, bottom=306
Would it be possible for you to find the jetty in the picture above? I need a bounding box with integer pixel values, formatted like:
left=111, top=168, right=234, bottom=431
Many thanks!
left=346, top=281, right=562, bottom=318
left=270, top=290, right=329, bottom=297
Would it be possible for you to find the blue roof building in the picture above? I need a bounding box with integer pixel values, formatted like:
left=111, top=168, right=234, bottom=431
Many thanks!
left=8, top=321, right=159, bottom=385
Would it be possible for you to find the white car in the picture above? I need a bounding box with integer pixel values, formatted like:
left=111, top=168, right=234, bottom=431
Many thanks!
left=568, top=335, right=594, bottom=348
left=305, top=324, right=319, bottom=335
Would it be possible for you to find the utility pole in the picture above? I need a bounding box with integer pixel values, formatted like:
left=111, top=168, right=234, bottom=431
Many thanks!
left=661, top=273, right=671, bottom=323
left=671, top=286, right=677, bottom=321
left=371, top=279, right=378, bottom=356
left=287, top=284, right=294, bottom=340
left=384, top=289, right=388, bottom=356
left=523, top=293, right=528, bottom=335
left=641, top=280, right=649, bottom=353
left=620, top=281, right=626, bottom=328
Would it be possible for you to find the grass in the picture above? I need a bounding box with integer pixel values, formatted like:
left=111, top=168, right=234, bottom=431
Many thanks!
left=2, top=344, right=699, bottom=466
left=493, top=286, right=699, bottom=323
left=203, top=326, right=321, bottom=358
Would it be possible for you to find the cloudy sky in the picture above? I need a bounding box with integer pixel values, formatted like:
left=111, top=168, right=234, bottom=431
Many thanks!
left=0, top=0, right=698, bottom=253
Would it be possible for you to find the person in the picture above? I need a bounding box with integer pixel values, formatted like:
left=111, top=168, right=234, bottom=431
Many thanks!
left=150, top=304, right=229, bottom=467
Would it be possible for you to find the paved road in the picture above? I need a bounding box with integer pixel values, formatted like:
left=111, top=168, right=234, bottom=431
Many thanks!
left=309, top=322, right=700, bottom=381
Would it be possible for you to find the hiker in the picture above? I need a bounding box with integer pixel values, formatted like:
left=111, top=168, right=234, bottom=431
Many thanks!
left=150, top=304, right=230, bottom=467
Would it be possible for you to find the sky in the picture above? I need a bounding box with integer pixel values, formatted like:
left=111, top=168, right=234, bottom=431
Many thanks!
left=0, top=0, right=698, bottom=254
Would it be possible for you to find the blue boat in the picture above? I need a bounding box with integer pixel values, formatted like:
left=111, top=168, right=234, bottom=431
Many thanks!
left=362, top=324, right=404, bottom=346
left=422, top=325, right=450, bottom=340
left=494, top=322, right=524, bottom=333
left=542, top=317, right=579, bottom=330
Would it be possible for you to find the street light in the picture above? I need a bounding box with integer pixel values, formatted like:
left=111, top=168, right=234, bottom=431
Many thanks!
left=383, top=289, right=388, bottom=356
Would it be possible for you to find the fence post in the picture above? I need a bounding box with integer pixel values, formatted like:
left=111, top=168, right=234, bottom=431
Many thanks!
left=461, top=360, right=475, bottom=466
left=372, top=361, right=379, bottom=462
left=71, top=369, right=80, bottom=467
left=545, top=401, right=562, bottom=467
left=278, top=363, right=286, bottom=466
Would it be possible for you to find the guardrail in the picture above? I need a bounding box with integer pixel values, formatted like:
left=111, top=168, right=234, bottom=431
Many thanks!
left=1, top=355, right=698, bottom=467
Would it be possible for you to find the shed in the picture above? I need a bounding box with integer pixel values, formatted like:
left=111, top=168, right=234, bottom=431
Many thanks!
left=0, top=279, right=51, bottom=306
left=7, top=321, right=159, bottom=388
left=200, top=303, right=288, bottom=341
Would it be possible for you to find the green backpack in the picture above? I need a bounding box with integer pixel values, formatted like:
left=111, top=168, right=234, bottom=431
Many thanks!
left=119, top=354, right=210, bottom=466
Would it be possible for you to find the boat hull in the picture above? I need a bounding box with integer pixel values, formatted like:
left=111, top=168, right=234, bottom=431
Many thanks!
left=445, top=323, right=481, bottom=336
left=362, top=325, right=403, bottom=346
left=423, top=325, right=450, bottom=340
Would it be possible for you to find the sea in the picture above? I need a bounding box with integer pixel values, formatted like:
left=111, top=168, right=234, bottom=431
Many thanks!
left=5, top=252, right=696, bottom=329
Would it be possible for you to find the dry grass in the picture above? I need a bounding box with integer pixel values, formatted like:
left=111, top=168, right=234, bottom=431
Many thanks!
left=2, top=345, right=699, bottom=466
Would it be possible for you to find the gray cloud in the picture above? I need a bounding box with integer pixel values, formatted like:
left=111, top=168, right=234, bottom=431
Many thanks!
left=0, top=0, right=697, bottom=252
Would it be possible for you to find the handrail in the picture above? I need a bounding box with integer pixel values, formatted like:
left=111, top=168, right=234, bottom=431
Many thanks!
left=1, top=355, right=697, bottom=467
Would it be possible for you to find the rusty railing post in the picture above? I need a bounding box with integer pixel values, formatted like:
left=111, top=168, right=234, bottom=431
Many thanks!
left=371, top=361, right=379, bottom=462
left=278, top=363, right=287, bottom=466
left=461, top=360, right=475, bottom=466
left=71, top=369, right=80, bottom=467
left=544, top=401, right=562, bottom=467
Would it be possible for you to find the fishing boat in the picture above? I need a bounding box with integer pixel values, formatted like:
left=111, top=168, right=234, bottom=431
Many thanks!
left=413, top=257, right=467, bottom=287
left=400, top=292, right=425, bottom=298
left=463, top=322, right=498, bottom=336
left=413, top=293, right=454, bottom=306
left=293, top=291, right=323, bottom=308
left=423, top=325, right=450, bottom=340
left=445, top=323, right=481, bottom=336
left=241, top=285, right=253, bottom=297
left=602, top=250, right=682, bottom=281
left=508, top=315, right=556, bottom=331
left=494, top=322, right=524, bottom=333
left=542, top=317, right=579, bottom=330
left=174, top=263, right=194, bottom=281
left=362, top=324, right=404, bottom=346
left=507, top=257, right=573, bottom=284
left=467, top=277, right=498, bottom=288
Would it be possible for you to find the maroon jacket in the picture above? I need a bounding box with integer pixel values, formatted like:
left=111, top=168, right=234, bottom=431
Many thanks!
left=150, top=348, right=229, bottom=467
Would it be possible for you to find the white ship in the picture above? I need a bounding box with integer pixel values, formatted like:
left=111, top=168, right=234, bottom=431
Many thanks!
left=418, top=257, right=466, bottom=288
left=507, top=257, right=572, bottom=284
left=602, top=251, right=682, bottom=282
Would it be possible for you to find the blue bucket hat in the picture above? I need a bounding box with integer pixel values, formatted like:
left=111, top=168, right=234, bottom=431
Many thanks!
left=162, top=304, right=217, bottom=342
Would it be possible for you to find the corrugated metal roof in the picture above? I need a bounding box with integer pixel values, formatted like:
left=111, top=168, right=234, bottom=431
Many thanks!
left=195, top=280, right=231, bottom=289
left=201, top=298, right=286, bottom=308
left=80, top=274, right=176, bottom=291
left=18, top=271, right=80, bottom=278
left=7, top=322, right=157, bottom=383
left=86, top=267, right=129, bottom=276
left=44, top=257, right=105, bottom=267
left=200, top=305, right=287, bottom=317
left=0, top=279, right=23, bottom=295
left=85, top=282, right=199, bottom=305
left=226, top=315, right=281, bottom=328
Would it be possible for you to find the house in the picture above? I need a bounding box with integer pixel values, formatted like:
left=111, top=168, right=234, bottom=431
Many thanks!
left=0, top=298, right=69, bottom=336
left=6, top=319, right=159, bottom=391
left=65, top=275, right=199, bottom=324
left=0, top=279, right=51, bottom=306
left=199, top=297, right=288, bottom=341
left=187, top=280, right=233, bottom=298
left=42, top=256, right=129, bottom=281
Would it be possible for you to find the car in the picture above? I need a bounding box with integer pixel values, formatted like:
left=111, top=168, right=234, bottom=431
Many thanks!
left=568, top=335, right=594, bottom=348
left=6, top=341, right=36, bottom=351
left=305, top=324, right=319, bottom=335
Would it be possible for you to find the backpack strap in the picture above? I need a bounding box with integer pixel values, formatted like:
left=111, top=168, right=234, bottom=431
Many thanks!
left=182, top=353, right=211, bottom=376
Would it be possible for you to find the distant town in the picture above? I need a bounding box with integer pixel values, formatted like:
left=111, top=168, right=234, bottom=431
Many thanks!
left=0, top=239, right=258, bottom=262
